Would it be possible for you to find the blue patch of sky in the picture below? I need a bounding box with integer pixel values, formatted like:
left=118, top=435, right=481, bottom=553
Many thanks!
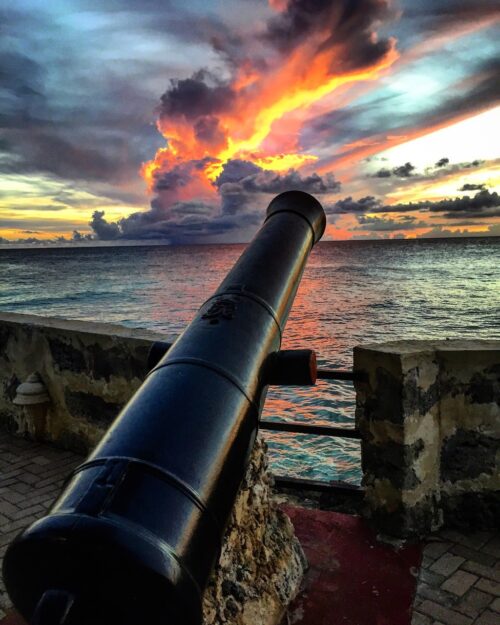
left=299, top=25, right=499, bottom=157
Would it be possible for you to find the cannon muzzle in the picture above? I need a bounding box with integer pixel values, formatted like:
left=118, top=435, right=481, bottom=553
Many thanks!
left=3, top=190, right=325, bottom=625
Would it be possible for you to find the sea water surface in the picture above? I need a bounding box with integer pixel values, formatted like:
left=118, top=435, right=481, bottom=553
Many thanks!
left=1, top=238, right=499, bottom=484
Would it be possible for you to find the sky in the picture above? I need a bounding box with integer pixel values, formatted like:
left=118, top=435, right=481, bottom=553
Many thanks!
left=1, top=0, right=499, bottom=245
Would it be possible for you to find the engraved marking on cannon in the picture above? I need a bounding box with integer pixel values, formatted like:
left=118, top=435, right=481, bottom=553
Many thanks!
left=202, top=298, right=237, bottom=324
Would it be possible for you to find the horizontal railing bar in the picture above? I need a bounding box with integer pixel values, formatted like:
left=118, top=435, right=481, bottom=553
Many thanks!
left=316, top=369, right=368, bottom=382
left=273, top=475, right=364, bottom=495
left=260, top=420, right=361, bottom=439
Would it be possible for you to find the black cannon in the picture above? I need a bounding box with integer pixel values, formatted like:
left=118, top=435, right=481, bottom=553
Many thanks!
left=3, top=190, right=325, bottom=625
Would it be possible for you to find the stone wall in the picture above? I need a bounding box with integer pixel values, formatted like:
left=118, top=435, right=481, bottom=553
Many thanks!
left=354, top=340, right=500, bottom=538
left=0, top=312, right=305, bottom=624
left=0, top=312, right=173, bottom=451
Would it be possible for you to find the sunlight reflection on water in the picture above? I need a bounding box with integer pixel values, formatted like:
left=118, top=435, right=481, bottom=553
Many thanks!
left=1, top=238, right=499, bottom=484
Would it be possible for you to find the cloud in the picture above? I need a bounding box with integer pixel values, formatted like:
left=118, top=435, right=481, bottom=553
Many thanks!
left=459, top=183, right=486, bottom=191
left=214, top=159, right=340, bottom=193
left=392, top=162, right=416, bottom=178
left=373, top=161, right=416, bottom=178
left=215, top=159, right=341, bottom=216
left=328, top=190, right=500, bottom=223
left=307, top=58, right=500, bottom=171
left=418, top=226, right=476, bottom=239
left=89, top=157, right=341, bottom=242
left=435, top=157, right=449, bottom=167
left=213, top=159, right=263, bottom=186
left=158, top=70, right=235, bottom=122
left=72, top=230, right=93, bottom=242
left=264, top=0, right=396, bottom=72
left=405, top=0, right=500, bottom=29
left=87, top=198, right=259, bottom=244
left=89, top=210, right=121, bottom=240
left=354, top=215, right=424, bottom=232
left=386, top=189, right=500, bottom=217
left=330, top=195, right=382, bottom=214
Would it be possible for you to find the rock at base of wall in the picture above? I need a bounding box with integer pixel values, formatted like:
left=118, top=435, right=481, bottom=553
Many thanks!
left=203, top=437, right=307, bottom=625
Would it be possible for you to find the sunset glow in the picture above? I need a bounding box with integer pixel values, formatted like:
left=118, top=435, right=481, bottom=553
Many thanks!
left=1, top=1, right=499, bottom=244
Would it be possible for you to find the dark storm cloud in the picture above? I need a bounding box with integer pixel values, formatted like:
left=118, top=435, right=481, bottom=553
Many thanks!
left=214, top=159, right=340, bottom=193
left=380, top=190, right=500, bottom=217
left=152, top=157, right=217, bottom=193
left=158, top=70, right=235, bottom=121
left=392, top=162, right=416, bottom=178
left=214, top=160, right=263, bottom=187
left=72, top=230, right=93, bottom=242
left=265, top=0, right=395, bottom=71
left=88, top=199, right=260, bottom=244
left=442, top=207, right=500, bottom=219
left=240, top=170, right=340, bottom=195
left=89, top=157, right=340, bottom=242
left=329, top=190, right=500, bottom=220
left=459, top=183, right=486, bottom=191
left=89, top=211, right=121, bottom=240
left=215, top=160, right=341, bottom=216
left=331, top=196, right=382, bottom=214
left=373, top=162, right=416, bottom=178
left=373, top=168, right=391, bottom=178
left=416, top=189, right=497, bottom=213
left=354, top=215, right=422, bottom=232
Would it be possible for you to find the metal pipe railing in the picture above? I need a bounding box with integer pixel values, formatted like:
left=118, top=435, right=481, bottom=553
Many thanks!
left=3, top=191, right=325, bottom=625
left=259, top=420, right=361, bottom=438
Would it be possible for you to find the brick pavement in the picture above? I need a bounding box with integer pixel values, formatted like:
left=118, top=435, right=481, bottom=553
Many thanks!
left=412, top=528, right=500, bottom=625
left=0, top=432, right=82, bottom=621
left=1, top=431, right=499, bottom=625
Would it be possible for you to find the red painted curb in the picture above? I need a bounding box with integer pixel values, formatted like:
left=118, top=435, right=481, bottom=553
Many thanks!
left=282, top=506, right=423, bottom=625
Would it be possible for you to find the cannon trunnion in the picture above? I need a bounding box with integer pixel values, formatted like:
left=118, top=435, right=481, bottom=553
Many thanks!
left=3, top=191, right=326, bottom=625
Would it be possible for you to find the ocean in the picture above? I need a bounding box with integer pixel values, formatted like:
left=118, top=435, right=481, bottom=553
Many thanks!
left=1, top=237, right=499, bottom=484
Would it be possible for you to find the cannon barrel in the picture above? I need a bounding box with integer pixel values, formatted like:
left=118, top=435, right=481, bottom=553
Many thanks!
left=3, top=190, right=326, bottom=625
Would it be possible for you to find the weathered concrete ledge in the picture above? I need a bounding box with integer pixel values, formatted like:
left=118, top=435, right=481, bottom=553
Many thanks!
left=0, top=312, right=305, bottom=624
left=0, top=311, right=174, bottom=451
left=354, top=340, right=500, bottom=538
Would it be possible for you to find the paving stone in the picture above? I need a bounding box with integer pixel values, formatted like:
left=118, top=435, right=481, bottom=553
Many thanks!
left=0, top=502, right=18, bottom=520
left=475, top=611, right=500, bottom=625
left=462, top=561, right=500, bottom=584
left=476, top=578, right=500, bottom=597
left=411, top=612, right=432, bottom=625
left=450, top=544, right=497, bottom=567
left=424, top=542, right=452, bottom=560
left=416, top=583, right=458, bottom=608
left=418, top=600, right=473, bottom=625
left=30, top=455, right=52, bottom=466
left=9, top=483, right=32, bottom=495
left=16, top=472, right=38, bottom=486
left=430, top=553, right=465, bottom=577
left=456, top=589, right=495, bottom=618
left=0, top=492, right=24, bottom=506
left=491, top=597, right=500, bottom=612
left=420, top=568, right=446, bottom=587
left=441, top=571, right=478, bottom=597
